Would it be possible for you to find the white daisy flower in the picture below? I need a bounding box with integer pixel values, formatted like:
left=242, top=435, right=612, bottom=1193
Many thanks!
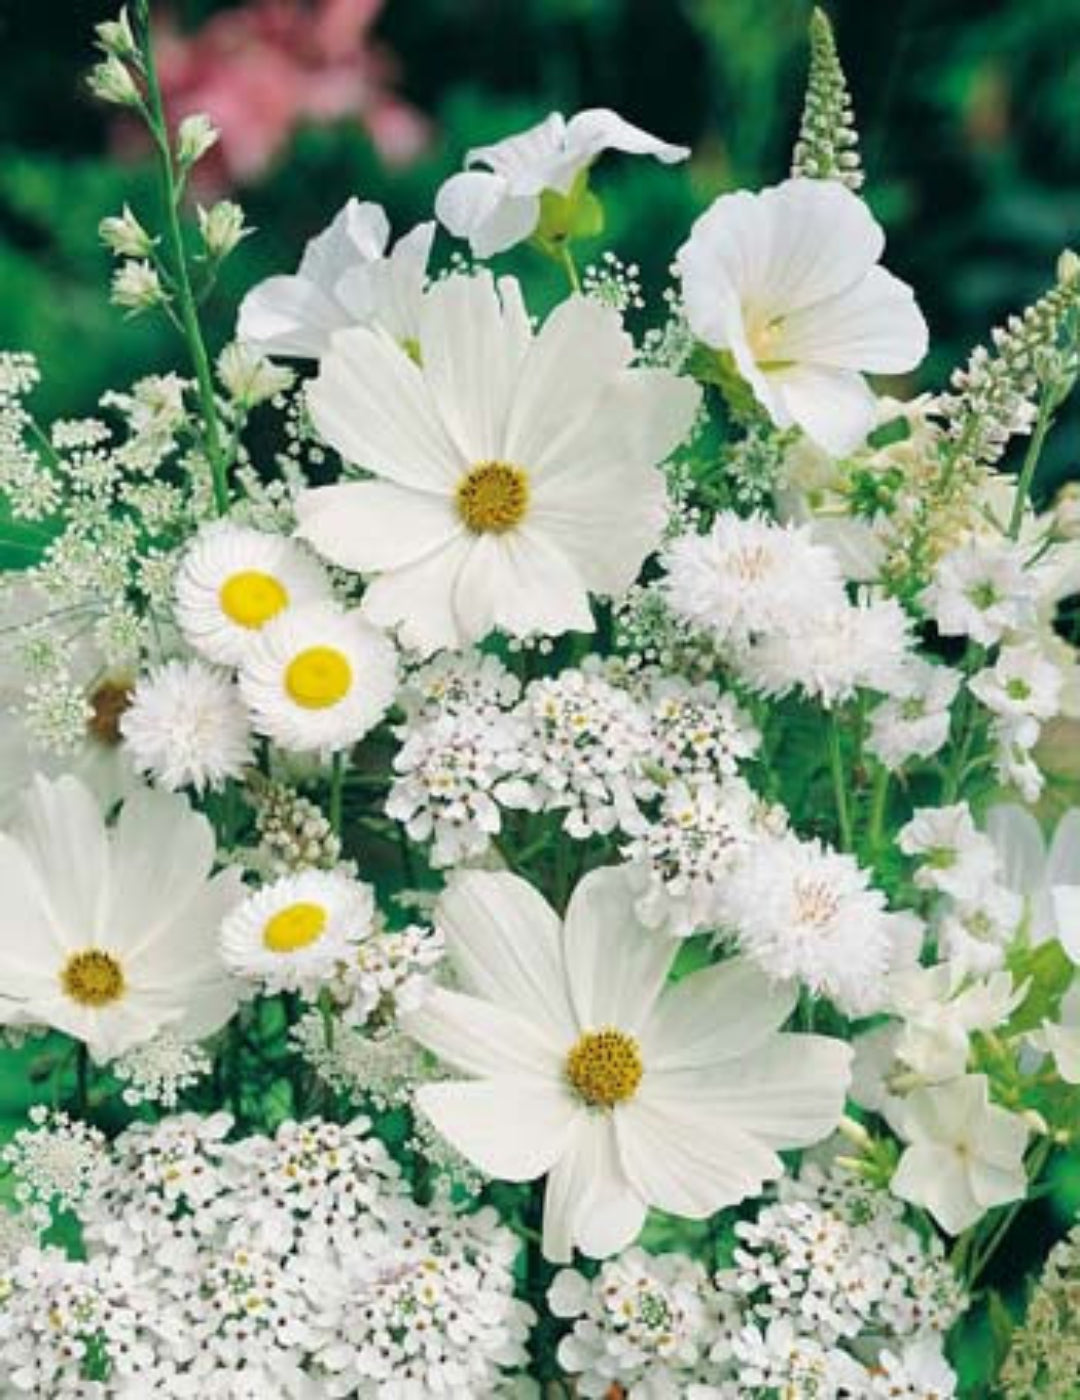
left=0, top=775, right=242, bottom=1062
left=403, top=865, right=851, bottom=1263
left=436, top=109, right=688, bottom=258
left=237, top=198, right=434, bottom=359
left=175, top=522, right=331, bottom=668
left=298, top=271, right=700, bottom=654
left=676, top=178, right=928, bottom=454
left=220, top=870, right=376, bottom=997
left=237, top=601, right=397, bottom=754
left=120, top=659, right=254, bottom=793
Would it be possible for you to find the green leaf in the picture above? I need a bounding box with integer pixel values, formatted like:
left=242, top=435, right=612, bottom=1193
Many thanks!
left=1004, top=937, right=1075, bottom=1034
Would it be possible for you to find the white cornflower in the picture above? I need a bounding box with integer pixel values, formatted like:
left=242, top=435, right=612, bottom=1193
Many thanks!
left=120, top=658, right=254, bottom=793
left=0, top=775, right=242, bottom=1061
left=921, top=539, right=1040, bottom=645
left=898, top=803, right=1000, bottom=902
left=867, top=659, right=961, bottom=770
left=404, top=865, right=851, bottom=1262
left=718, top=833, right=921, bottom=1016
left=297, top=271, right=700, bottom=653
left=238, top=199, right=434, bottom=358
left=237, top=600, right=397, bottom=754
left=175, top=520, right=331, bottom=667
left=889, top=1073, right=1030, bottom=1234
left=436, top=109, right=688, bottom=258
left=219, top=869, right=376, bottom=997
left=676, top=178, right=928, bottom=453
left=663, top=511, right=846, bottom=647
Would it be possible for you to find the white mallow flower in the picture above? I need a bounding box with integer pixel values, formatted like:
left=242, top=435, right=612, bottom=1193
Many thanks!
left=435, top=109, right=688, bottom=258
left=921, top=539, right=1040, bottom=646
left=866, top=659, right=961, bottom=771
left=717, top=833, right=921, bottom=1017
left=219, top=870, right=376, bottom=997
left=676, top=178, right=927, bottom=454
left=237, top=601, right=397, bottom=754
left=0, top=775, right=242, bottom=1061
left=969, top=641, right=1064, bottom=737
left=888, top=1073, right=1029, bottom=1234
left=237, top=199, right=434, bottom=358
left=120, top=659, right=254, bottom=793
left=175, top=521, right=331, bottom=668
left=298, top=272, right=699, bottom=653
left=986, top=802, right=1080, bottom=958
left=402, top=865, right=852, bottom=1263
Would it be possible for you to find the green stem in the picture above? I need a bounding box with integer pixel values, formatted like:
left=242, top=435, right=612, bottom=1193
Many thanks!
left=329, top=750, right=347, bottom=838
left=828, top=714, right=853, bottom=851
left=135, top=3, right=230, bottom=515
left=867, top=763, right=889, bottom=857
left=559, top=243, right=581, bottom=294
left=1009, top=391, right=1055, bottom=539
left=75, top=1042, right=90, bottom=1117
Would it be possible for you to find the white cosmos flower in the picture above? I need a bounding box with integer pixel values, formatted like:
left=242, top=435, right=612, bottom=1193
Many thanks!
left=237, top=600, right=397, bottom=754
left=403, top=865, right=852, bottom=1263
left=888, top=1073, right=1029, bottom=1234
left=676, top=178, right=928, bottom=454
left=298, top=271, right=700, bottom=654
left=220, top=870, right=376, bottom=997
left=237, top=198, right=435, bottom=358
left=175, top=522, right=331, bottom=668
left=0, top=775, right=242, bottom=1062
left=120, top=659, right=254, bottom=793
left=436, top=109, right=688, bottom=258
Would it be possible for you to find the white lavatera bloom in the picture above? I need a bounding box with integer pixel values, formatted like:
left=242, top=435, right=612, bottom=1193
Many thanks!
left=436, top=109, right=688, bottom=258
left=676, top=177, right=928, bottom=454
left=237, top=198, right=434, bottom=358
left=985, top=802, right=1080, bottom=961
left=402, top=865, right=851, bottom=1263
left=298, top=271, right=700, bottom=654
left=0, top=775, right=242, bottom=1062
left=888, top=1073, right=1029, bottom=1234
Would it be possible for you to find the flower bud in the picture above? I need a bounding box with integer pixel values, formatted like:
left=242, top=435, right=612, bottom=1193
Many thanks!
left=95, top=7, right=138, bottom=62
left=87, top=56, right=141, bottom=108
left=111, top=260, right=166, bottom=314
left=1057, top=249, right=1080, bottom=286
left=99, top=205, right=154, bottom=259
left=198, top=201, right=250, bottom=259
left=177, top=114, right=219, bottom=166
left=217, top=343, right=294, bottom=408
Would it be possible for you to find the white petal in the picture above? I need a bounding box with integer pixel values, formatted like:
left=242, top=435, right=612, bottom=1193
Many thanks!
left=0, top=835, right=67, bottom=984
left=307, top=326, right=461, bottom=490
left=1051, top=885, right=1080, bottom=962
left=298, top=198, right=389, bottom=285
left=768, top=362, right=877, bottom=455
left=562, top=865, right=673, bottom=1034
left=107, top=788, right=216, bottom=953
left=436, top=870, right=576, bottom=1044
left=296, top=481, right=461, bottom=574
left=968, top=1155, right=1027, bottom=1213
left=435, top=171, right=540, bottom=256
left=451, top=530, right=593, bottom=644
left=13, top=775, right=109, bottom=946
left=986, top=804, right=1047, bottom=894
left=237, top=276, right=347, bottom=360
left=415, top=1078, right=578, bottom=1180
left=1049, top=810, right=1080, bottom=887
left=772, top=266, right=927, bottom=373
left=640, top=957, right=797, bottom=1069
left=360, top=536, right=475, bottom=654
left=402, top=986, right=564, bottom=1079
left=542, top=1115, right=646, bottom=1263
left=565, top=108, right=689, bottom=164
left=891, top=1142, right=977, bottom=1235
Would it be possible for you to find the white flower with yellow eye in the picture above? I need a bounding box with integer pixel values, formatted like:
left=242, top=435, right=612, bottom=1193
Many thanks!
left=237, top=601, right=397, bottom=754
left=0, top=775, right=242, bottom=1063
left=175, top=521, right=331, bottom=667
left=220, top=870, right=376, bottom=997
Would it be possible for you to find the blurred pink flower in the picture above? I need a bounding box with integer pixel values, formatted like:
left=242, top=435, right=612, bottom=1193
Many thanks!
left=132, top=0, right=430, bottom=191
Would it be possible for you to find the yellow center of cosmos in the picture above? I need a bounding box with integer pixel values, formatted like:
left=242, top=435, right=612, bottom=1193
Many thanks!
left=219, top=570, right=290, bottom=630
left=284, top=646, right=352, bottom=709
left=565, top=1028, right=643, bottom=1107
left=263, top=901, right=328, bottom=953
left=456, top=462, right=529, bottom=534
left=60, top=950, right=125, bottom=1007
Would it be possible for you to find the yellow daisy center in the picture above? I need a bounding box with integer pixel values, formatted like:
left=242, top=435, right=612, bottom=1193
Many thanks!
left=60, top=950, right=125, bottom=1008
left=565, top=1028, right=643, bottom=1107
left=284, top=646, right=353, bottom=709
left=456, top=462, right=529, bottom=534
left=219, top=570, right=290, bottom=629
left=263, top=901, right=328, bottom=953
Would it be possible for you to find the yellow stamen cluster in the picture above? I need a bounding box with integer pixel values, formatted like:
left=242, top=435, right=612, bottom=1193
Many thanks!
left=456, top=462, right=529, bottom=534
left=262, top=901, right=328, bottom=953
left=60, top=950, right=125, bottom=1007
left=220, top=570, right=289, bottom=629
left=284, top=646, right=352, bottom=709
left=565, top=1028, right=643, bottom=1107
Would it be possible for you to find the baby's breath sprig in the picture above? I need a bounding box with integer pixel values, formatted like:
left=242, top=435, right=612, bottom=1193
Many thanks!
left=791, top=7, right=864, bottom=192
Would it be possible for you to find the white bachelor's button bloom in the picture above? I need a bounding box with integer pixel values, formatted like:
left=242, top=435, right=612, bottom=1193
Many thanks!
left=676, top=178, right=927, bottom=454
left=402, top=864, right=851, bottom=1263
left=985, top=802, right=1080, bottom=957
left=220, top=870, right=376, bottom=997
left=436, top=109, right=688, bottom=258
left=0, top=775, right=242, bottom=1062
left=238, top=199, right=434, bottom=359
left=298, top=271, right=700, bottom=654
left=921, top=538, right=1040, bottom=646
left=888, top=1073, right=1029, bottom=1234
left=237, top=600, right=398, bottom=754
left=175, top=521, right=331, bottom=668
left=120, top=658, right=254, bottom=793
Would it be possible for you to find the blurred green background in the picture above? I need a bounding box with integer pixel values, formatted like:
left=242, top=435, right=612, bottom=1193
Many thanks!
left=1, top=0, right=1079, bottom=493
